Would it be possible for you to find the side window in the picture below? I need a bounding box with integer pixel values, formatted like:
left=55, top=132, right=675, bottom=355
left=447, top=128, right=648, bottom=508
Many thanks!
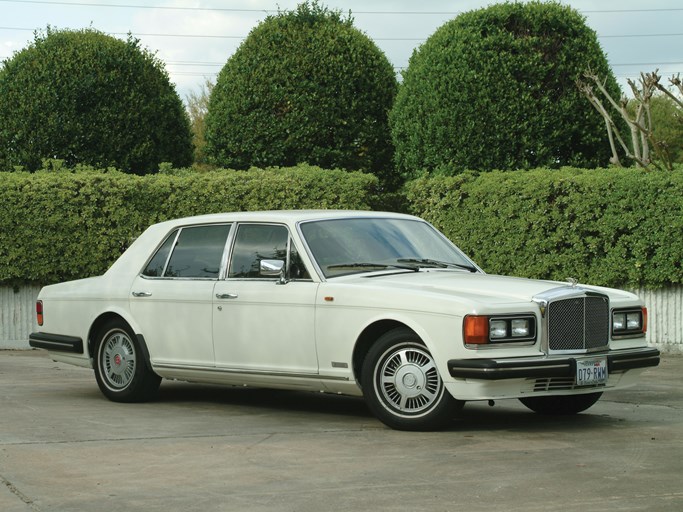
left=228, top=224, right=310, bottom=280
left=164, top=224, right=232, bottom=278
left=142, top=229, right=179, bottom=277
left=143, top=224, right=231, bottom=279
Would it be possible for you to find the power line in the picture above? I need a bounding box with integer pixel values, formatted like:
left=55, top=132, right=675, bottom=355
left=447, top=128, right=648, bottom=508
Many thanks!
left=2, top=25, right=683, bottom=42
left=2, top=0, right=683, bottom=15
left=0, top=0, right=276, bottom=13
left=612, top=62, right=683, bottom=67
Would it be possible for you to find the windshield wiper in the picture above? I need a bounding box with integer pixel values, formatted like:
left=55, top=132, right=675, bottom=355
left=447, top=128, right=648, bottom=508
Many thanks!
left=397, top=258, right=478, bottom=273
left=327, top=262, right=419, bottom=272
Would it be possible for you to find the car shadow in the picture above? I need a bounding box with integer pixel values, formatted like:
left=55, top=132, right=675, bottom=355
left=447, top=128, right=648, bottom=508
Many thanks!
left=153, top=381, right=622, bottom=432
left=448, top=401, right=618, bottom=433
left=156, top=381, right=372, bottom=419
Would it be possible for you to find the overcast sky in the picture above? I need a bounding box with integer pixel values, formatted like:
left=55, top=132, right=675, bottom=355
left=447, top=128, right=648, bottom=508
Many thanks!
left=1, top=0, right=682, bottom=102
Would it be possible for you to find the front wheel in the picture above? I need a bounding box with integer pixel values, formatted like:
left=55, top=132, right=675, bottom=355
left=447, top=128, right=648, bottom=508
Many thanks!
left=361, top=328, right=462, bottom=431
left=519, top=392, right=603, bottom=415
left=93, top=320, right=161, bottom=403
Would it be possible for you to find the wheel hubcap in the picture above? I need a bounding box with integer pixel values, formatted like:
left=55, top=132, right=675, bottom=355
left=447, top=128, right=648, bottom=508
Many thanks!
left=101, top=331, right=136, bottom=390
left=377, top=345, right=443, bottom=415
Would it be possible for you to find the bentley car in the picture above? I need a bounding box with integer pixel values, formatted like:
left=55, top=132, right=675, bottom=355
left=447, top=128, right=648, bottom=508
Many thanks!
left=29, top=210, right=660, bottom=430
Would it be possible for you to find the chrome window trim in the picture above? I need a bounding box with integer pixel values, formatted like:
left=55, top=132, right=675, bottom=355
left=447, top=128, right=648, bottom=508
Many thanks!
left=138, top=223, right=233, bottom=280
left=160, top=228, right=182, bottom=277
left=218, top=223, right=238, bottom=280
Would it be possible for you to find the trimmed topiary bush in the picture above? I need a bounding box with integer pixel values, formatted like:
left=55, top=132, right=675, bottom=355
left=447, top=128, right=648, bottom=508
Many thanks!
left=390, top=1, right=622, bottom=179
left=0, top=27, right=192, bottom=174
left=205, top=1, right=397, bottom=185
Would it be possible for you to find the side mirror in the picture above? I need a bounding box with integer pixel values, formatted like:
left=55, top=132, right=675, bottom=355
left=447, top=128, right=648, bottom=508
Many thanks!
left=260, top=259, right=287, bottom=284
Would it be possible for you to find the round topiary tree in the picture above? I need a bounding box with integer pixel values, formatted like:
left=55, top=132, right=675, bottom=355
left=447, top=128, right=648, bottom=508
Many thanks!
left=0, top=28, right=192, bottom=174
left=390, top=1, right=622, bottom=179
left=205, top=1, right=397, bottom=184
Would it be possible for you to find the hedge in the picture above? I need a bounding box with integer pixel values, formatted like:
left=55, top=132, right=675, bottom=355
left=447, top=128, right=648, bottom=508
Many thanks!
left=3, top=165, right=681, bottom=290
left=0, top=165, right=378, bottom=286
left=406, top=168, right=683, bottom=288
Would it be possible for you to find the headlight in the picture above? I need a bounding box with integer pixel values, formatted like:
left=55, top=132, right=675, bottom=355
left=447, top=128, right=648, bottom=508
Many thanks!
left=511, top=318, right=531, bottom=337
left=612, top=312, right=626, bottom=331
left=627, top=312, right=642, bottom=330
left=490, top=320, right=508, bottom=339
left=464, top=315, right=536, bottom=345
left=612, top=307, right=647, bottom=337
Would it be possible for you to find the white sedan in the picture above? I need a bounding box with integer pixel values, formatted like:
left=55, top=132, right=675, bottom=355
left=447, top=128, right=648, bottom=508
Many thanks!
left=30, top=210, right=660, bottom=430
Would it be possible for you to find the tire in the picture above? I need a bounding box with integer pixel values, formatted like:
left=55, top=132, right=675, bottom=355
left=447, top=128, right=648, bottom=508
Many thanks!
left=361, top=328, right=462, bottom=431
left=519, top=392, right=603, bottom=415
left=93, top=320, right=161, bottom=403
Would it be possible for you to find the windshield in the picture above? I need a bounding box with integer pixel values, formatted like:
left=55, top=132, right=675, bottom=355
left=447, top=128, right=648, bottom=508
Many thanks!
left=299, top=217, right=478, bottom=278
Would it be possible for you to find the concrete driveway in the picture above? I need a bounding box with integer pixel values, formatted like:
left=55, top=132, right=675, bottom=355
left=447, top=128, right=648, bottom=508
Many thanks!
left=1, top=350, right=681, bottom=512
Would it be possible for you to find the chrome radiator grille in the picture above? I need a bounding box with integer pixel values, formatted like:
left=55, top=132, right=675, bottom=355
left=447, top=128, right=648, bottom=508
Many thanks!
left=547, top=295, right=609, bottom=352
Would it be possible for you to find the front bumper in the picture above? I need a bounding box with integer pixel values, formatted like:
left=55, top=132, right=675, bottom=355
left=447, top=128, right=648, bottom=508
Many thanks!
left=447, top=347, right=660, bottom=380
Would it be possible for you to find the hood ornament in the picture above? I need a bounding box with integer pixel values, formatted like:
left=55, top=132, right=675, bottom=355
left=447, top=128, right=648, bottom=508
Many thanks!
left=566, top=277, right=578, bottom=288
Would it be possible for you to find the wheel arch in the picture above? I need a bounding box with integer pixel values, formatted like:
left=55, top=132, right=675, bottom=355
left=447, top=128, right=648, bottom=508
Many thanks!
left=88, top=311, right=153, bottom=371
left=352, top=320, right=420, bottom=386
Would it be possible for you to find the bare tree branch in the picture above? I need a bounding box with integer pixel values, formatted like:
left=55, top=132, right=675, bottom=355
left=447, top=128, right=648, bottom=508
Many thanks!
left=578, top=68, right=676, bottom=170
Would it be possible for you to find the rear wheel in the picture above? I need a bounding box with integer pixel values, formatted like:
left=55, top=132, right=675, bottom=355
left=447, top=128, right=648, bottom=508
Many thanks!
left=93, top=320, right=160, bottom=402
left=361, top=328, right=462, bottom=431
left=519, top=392, right=603, bottom=415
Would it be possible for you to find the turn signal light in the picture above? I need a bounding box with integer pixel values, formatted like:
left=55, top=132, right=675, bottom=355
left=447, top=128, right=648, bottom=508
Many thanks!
left=464, top=316, right=489, bottom=344
left=36, top=300, right=44, bottom=326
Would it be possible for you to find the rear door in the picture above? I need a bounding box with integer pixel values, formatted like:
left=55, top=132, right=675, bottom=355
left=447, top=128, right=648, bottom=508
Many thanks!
left=130, top=224, right=232, bottom=367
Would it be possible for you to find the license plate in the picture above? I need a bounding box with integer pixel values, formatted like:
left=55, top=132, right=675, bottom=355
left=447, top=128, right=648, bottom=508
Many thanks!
left=575, top=357, right=608, bottom=386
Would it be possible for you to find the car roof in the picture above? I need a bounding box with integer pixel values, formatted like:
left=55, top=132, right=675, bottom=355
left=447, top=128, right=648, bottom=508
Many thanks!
left=104, top=210, right=424, bottom=280
left=151, top=210, right=420, bottom=230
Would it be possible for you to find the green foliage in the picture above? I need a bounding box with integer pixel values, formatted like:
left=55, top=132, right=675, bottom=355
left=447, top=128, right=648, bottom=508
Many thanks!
left=205, top=1, right=397, bottom=185
left=645, top=94, right=683, bottom=164
left=0, top=164, right=378, bottom=286
left=0, top=27, right=192, bottom=174
left=406, top=168, right=683, bottom=288
left=390, top=1, right=621, bottom=179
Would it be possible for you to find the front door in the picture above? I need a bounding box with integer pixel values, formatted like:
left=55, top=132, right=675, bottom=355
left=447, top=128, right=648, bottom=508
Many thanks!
left=212, top=223, right=319, bottom=374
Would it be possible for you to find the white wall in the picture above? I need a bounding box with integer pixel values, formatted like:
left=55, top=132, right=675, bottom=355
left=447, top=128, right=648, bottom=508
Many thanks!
left=630, top=287, right=683, bottom=354
left=1, top=285, right=41, bottom=349
left=1, top=285, right=681, bottom=353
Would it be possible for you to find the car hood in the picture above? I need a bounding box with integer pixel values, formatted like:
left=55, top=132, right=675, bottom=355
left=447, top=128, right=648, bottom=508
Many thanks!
left=339, top=270, right=632, bottom=306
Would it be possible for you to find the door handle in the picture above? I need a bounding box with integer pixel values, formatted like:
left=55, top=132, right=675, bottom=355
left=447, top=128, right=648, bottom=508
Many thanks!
left=216, top=293, right=238, bottom=300
left=132, top=291, right=152, bottom=297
